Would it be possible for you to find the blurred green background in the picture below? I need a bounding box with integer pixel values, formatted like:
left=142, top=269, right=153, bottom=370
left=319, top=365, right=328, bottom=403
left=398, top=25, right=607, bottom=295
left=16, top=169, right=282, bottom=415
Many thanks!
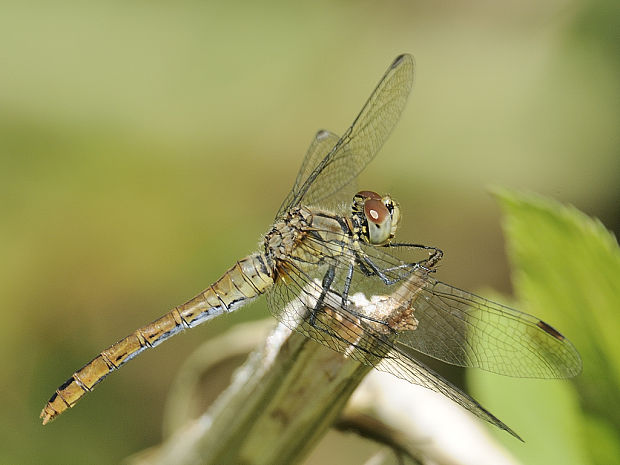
left=1, top=0, right=618, bottom=463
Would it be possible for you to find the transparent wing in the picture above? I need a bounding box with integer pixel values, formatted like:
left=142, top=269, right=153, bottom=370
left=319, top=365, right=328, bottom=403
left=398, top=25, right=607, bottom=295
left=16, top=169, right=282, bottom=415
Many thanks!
left=291, top=129, right=342, bottom=198
left=278, top=129, right=342, bottom=215
left=376, top=348, right=522, bottom=440
left=265, top=241, right=521, bottom=439
left=276, top=54, right=414, bottom=219
left=394, top=277, right=583, bottom=378
left=355, top=242, right=583, bottom=379
left=270, top=220, right=581, bottom=380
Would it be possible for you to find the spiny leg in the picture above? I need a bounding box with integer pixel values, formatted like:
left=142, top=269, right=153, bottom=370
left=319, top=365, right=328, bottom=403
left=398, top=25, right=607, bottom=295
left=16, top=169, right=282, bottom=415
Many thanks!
left=309, top=264, right=336, bottom=327
left=340, top=263, right=355, bottom=308
left=354, top=242, right=444, bottom=286
left=353, top=250, right=416, bottom=285
left=307, top=250, right=395, bottom=330
left=384, top=242, right=443, bottom=269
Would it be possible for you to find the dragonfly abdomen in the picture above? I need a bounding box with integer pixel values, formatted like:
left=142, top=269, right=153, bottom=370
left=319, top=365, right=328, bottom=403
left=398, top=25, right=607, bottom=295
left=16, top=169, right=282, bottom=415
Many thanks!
left=179, top=252, right=274, bottom=326
left=40, top=253, right=273, bottom=425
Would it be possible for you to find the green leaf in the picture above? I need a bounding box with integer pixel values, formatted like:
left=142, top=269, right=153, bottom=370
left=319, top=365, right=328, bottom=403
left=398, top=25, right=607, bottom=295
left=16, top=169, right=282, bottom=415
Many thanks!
left=469, top=189, right=620, bottom=464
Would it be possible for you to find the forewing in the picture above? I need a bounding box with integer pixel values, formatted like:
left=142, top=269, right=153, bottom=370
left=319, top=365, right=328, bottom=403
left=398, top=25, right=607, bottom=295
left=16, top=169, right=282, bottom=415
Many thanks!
left=358, top=243, right=583, bottom=379
left=277, top=130, right=341, bottom=219
left=275, top=54, right=414, bottom=219
left=265, top=236, right=520, bottom=439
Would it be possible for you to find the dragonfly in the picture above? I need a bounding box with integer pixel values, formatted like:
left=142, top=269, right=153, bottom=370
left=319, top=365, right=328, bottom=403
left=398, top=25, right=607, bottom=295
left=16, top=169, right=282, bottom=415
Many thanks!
left=41, top=54, right=581, bottom=439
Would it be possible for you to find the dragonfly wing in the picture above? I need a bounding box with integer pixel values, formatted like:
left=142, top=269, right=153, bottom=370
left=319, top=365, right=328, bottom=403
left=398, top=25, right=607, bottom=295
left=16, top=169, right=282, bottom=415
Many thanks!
left=266, top=251, right=389, bottom=367
left=266, top=249, right=521, bottom=440
left=277, top=129, right=341, bottom=218
left=276, top=54, right=414, bottom=219
left=357, top=243, right=583, bottom=379
left=396, top=277, right=582, bottom=378
left=377, top=347, right=522, bottom=440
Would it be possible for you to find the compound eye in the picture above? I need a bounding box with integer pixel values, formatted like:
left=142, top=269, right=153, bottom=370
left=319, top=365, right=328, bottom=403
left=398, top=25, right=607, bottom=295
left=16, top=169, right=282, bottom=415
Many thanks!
left=357, top=190, right=382, bottom=201
left=364, top=199, right=392, bottom=244
left=382, top=195, right=400, bottom=236
left=364, top=199, right=388, bottom=224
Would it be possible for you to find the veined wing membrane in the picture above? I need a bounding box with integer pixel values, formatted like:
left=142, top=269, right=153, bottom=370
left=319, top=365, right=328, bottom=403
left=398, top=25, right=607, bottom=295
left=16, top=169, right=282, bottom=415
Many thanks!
left=277, top=130, right=341, bottom=219
left=276, top=54, right=414, bottom=219
left=395, top=277, right=582, bottom=378
left=376, top=348, right=521, bottom=440
left=275, top=222, right=582, bottom=380
left=265, top=250, right=521, bottom=440
left=358, top=242, right=583, bottom=379
left=295, top=130, right=341, bottom=191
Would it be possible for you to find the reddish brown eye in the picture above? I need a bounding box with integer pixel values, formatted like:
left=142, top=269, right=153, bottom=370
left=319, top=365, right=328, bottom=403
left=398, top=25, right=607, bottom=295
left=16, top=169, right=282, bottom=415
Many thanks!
left=364, top=199, right=389, bottom=224
left=356, top=190, right=382, bottom=201
left=353, top=191, right=398, bottom=244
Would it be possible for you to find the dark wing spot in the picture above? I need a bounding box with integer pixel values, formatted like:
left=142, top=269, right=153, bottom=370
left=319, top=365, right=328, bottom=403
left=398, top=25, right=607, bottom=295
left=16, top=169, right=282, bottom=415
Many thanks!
left=392, top=54, right=406, bottom=68
left=537, top=320, right=565, bottom=341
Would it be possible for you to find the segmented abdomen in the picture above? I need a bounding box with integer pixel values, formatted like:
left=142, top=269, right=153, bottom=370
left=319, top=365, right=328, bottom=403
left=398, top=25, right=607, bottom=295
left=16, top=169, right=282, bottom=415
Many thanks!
left=40, top=253, right=273, bottom=424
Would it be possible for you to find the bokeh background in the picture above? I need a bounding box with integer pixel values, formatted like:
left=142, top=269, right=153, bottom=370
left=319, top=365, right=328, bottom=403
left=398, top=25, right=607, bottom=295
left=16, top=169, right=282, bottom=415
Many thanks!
left=1, top=1, right=618, bottom=464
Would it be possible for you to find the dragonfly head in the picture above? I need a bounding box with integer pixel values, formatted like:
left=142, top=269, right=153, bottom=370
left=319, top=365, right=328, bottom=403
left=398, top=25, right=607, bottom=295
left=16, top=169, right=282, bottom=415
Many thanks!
left=352, top=191, right=401, bottom=245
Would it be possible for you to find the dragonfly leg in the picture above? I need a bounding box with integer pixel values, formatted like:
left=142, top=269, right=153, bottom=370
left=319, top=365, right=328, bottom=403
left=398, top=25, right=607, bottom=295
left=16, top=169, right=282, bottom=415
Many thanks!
left=359, top=255, right=407, bottom=285
left=344, top=266, right=394, bottom=329
left=384, top=242, right=444, bottom=270
left=355, top=256, right=377, bottom=277
left=308, top=263, right=392, bottom=338
left=354, top=242, right=443, bottom=286
left=340, top=263, right=355, bottom=308
left=354, top=250, right=418, bottom=285
left=353, top=251, right=412, bottom=280
left=309, top=265, right=336, bottom=327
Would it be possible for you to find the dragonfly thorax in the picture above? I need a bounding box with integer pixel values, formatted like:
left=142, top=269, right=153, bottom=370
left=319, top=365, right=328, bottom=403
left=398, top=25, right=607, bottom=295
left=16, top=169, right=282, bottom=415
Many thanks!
left=264, top=207, right=311, bottom=262
left=351, top=191, right=400, bottom=245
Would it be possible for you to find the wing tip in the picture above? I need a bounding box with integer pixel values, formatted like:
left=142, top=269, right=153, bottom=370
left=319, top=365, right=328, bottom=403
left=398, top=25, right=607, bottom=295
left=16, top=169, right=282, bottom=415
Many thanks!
left=536, top=320, right=565, bottom=341
left=498, top=419, right=524, bottom=442
left=315, top=129, right=331, bottom=140
left=392, top=53, right=413, bottom=69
